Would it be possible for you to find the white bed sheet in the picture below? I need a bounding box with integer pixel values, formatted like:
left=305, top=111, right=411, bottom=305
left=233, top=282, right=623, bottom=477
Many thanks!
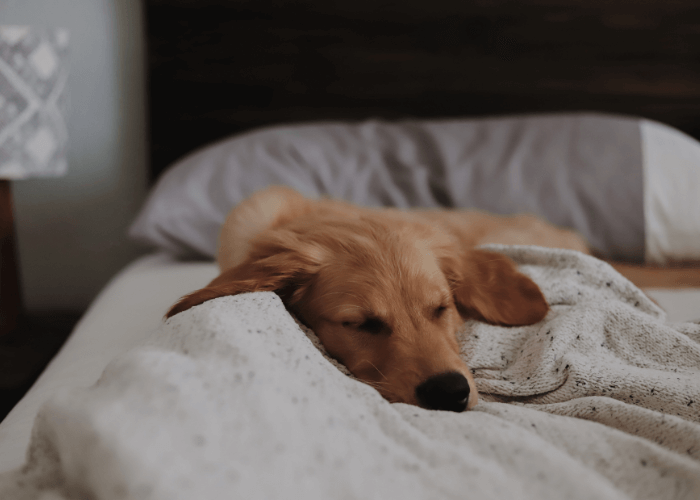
left=0, top=253, right=697, bottom=474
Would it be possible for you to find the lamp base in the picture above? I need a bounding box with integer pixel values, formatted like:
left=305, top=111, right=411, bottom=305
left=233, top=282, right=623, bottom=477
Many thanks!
left=0, top=180, right=23, bottom=337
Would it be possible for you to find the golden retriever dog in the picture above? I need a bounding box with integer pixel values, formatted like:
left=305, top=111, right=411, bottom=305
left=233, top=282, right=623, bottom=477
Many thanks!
left=166, top=186, right=700, bottom=412
left=166, top=186, right=592, bottom=412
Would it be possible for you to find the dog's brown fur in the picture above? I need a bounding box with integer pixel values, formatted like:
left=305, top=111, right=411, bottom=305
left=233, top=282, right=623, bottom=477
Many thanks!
left=167, top=187, right=592, bottom=410
left=166, top=186, right=700, bottom=410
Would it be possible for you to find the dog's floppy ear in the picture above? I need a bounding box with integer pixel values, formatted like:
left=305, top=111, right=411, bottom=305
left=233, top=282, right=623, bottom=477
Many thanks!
left=443, top=249, right=549, bottom=326
left=166, top=230, right=325, bottom=318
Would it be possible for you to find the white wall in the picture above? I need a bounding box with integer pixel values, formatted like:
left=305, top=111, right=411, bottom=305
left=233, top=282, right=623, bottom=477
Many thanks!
left=0, top=0, right=148, bottom=311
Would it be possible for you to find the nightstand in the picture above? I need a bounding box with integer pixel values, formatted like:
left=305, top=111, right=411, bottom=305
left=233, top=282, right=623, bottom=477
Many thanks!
left=0, top=312, right=81, bottom=422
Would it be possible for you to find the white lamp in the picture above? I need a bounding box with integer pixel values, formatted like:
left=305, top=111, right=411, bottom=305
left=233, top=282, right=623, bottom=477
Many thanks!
left=0, top=26, right=69, bottom=336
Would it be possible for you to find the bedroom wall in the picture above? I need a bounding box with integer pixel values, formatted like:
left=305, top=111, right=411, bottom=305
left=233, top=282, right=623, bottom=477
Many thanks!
left=0, top=0, right=148, bottom=312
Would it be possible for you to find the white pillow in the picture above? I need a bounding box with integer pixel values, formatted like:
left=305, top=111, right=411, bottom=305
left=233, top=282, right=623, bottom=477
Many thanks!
left=130, top=113, right=689, bottom=263
left=641, top=119, right=700, bottom=264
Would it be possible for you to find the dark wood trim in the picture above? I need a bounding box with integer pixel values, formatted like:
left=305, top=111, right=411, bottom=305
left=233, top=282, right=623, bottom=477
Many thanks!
left=145, top=0, right=700, bottom=181
left=0, top=312, right=81, bottom=422
left=0, top=180, right=23, bottom=337
left=609, top=261, right=700, bottom=289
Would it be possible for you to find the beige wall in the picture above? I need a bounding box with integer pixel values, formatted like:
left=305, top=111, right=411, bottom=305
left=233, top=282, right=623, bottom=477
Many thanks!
left=0, top=0, right=148, bottom=311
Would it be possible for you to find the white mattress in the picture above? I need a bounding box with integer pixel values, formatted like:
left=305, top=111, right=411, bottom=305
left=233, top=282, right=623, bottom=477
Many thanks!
left=0, top=252, right=697, bottom=474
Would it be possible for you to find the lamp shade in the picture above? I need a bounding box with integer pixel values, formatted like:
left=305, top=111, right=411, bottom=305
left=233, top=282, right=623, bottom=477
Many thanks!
left=0, top=26, right=69, bottom=179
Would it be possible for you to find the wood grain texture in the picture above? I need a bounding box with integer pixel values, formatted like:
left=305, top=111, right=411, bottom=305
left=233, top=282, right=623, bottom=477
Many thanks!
left=0, top=181, right=23, bottom=336
left=609, top=262, right=700, bottom=289
left=145, top=0, right=700, bottom=179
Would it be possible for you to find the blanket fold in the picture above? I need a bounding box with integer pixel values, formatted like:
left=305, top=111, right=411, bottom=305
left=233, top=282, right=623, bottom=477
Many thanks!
left=1, top=246, right=699, bottom=500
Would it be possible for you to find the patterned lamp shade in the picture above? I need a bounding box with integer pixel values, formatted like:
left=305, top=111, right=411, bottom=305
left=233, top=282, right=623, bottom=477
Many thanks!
left=0, top=26, right=69, bottom=179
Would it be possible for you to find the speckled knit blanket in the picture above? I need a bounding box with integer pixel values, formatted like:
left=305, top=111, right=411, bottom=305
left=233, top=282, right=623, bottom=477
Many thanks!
left=1, top=246, right=699, bottom=500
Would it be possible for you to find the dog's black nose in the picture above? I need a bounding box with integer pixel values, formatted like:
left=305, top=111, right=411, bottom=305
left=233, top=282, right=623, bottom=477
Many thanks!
left=415, top=371, right=470, bottom=412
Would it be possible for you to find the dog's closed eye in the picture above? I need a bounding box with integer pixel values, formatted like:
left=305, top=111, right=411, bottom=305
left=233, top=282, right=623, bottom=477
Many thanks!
left=433, top=305, right=448, bottom=319
left=343, top=317, right=389, bottom=335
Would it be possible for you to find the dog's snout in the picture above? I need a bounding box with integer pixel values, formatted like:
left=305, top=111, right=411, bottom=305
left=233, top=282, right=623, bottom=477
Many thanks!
left=415, top=371, right=471, bottom=412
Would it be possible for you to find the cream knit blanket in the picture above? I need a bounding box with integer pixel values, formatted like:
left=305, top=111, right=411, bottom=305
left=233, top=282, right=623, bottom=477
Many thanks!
left=1, top=246, right=699, bottom=500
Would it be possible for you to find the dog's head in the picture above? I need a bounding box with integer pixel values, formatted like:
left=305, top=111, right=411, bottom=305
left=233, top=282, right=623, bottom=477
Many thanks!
left=167, top=213, right=548, bottom=412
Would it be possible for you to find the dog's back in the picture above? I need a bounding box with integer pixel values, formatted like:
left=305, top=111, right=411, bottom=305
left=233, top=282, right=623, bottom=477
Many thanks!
left=218, top=186, right=589, bottom=271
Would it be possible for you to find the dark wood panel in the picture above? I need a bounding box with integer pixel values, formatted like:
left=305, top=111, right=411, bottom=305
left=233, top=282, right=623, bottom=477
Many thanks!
left=0, top=181, right=22, bottom=337
left=145, top=0, right=700, bottom=180
left=0, top=312, right=81, bottom=422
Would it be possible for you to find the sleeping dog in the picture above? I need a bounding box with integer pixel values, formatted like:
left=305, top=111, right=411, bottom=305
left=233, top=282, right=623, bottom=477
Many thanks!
left=166, top=186, right=593, bottom=412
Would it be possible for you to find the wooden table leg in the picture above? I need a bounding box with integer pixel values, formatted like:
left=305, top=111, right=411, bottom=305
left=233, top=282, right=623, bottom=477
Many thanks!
left=0, top=180, right=23, bottom=337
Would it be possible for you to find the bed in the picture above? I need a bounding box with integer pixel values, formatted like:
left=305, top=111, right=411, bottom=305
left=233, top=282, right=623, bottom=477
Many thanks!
left=1, top=1, right=700, bottom=498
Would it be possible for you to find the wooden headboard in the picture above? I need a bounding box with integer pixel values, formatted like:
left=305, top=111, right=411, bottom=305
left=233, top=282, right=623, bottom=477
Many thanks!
left=145, top=0, right=700, bottom=181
